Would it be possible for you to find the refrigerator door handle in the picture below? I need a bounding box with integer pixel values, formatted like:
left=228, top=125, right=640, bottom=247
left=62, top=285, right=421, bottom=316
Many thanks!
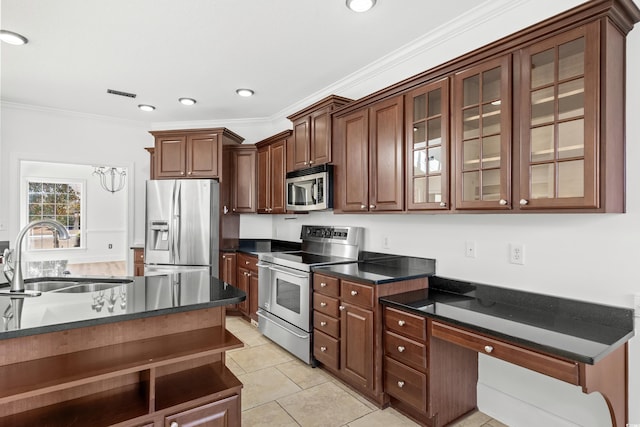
left=170, top=180, right=178, bottom=264
left=173, top=181, right=182, bottom=263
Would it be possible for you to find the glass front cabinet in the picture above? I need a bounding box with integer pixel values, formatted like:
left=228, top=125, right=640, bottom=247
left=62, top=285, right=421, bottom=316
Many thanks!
left=405, top=78, right=450, bottom=210
left=453, top=55, right=512, bottom=210
left=518, top=22, right=599, bottom=210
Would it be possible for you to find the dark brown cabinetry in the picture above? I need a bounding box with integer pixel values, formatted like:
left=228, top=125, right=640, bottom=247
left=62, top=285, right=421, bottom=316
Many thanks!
left=405, top=79, right=450, bottom=211
left=256, top=131, right=290, bottom=214
left=335, top=95, right=404, bottom=212
left=132, top=247, right=144, bottom=276
left=230, top=145, right=256, bottom=213
left=220, top=252, right=237, bottom=285
left=287, top=95, right=352, bottom=171
left=237, top=253, right=259, bottom=322
left=312, top=272, right=427, bottom=406
left=149, top=128, right=244, bottom=180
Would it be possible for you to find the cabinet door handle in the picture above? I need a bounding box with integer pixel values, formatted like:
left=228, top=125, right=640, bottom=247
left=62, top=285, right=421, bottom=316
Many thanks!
left=320, top=282, right=327, bottom=287
left=304, top=161, right=308, bottom=165
left=397, top=381, right=405, bottom=388
left=398, top=320, right=406, bottom=326
left=320, top=346, right=327, bottom=352
left=309, top=160, right=314, bottom=165
left=350, top=290, right=358, bottom=296
left=170, top=422, right=179, bottom=427
left=320, top=321, right=327, bottom=326
left=339, top=305, right=345, bottom=311
left=245, top=261, right=250, bottom=265
left=499, top=199, right=508, bottom=206
left=439, top=202, right=447, bottom=207
left=369, top=204, right=376, bottom=209
left=360, top=204, right=366, bottom=209
left=519, top=199, right=529, bottom=206
left=484, top=345, right=494, bottom=353
left=320, top=302, right=327, bottom=307
left=188, top=171, right=192, bottom=176
left=397, top=345, right=405, bottom=353
left=180, top=172, right=185, bottom=176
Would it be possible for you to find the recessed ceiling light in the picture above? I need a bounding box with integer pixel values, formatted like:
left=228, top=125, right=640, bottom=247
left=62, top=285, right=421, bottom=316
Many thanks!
left=0, top=30, right=28, bottom=45
left=179, top=97, right=197, bottom=106
left=236, top=88, right=255, bottom=97
left=346, top=0, right=377, bottom=13
left=138, top=104, right=156, bottom=112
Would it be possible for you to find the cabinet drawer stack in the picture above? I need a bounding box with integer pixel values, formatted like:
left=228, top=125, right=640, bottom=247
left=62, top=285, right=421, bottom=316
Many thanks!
left=383, top=307, right=429, bottom=414
left=313, top=274, right=341, bottom=370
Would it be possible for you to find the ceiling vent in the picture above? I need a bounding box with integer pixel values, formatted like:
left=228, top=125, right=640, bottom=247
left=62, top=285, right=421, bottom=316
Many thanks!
left=107, top=89, right=137, bottom=98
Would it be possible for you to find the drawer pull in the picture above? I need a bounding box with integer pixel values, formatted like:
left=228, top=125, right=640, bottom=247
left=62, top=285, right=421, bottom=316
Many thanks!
left=320, top=282, right=327, bottom=287
left=320, top=321, right=327, bottom=326
left=397, top=346, right=405, bottom=353
left=350, top=290, right=358, bottom=296
left=320, top=302, right=327, bottom=307
left=245, top=261, right=250, bottom=265
left=397, top=381, right=405, bottom=388
left=484, top=345, right=494, bottom=353
left=339, top=305, right=345, bottom=311
left=320, top=346, right=327, bottom=352
left=398, top=320, right=406, bottom=326
left=170, top=422, right=179, bottom=427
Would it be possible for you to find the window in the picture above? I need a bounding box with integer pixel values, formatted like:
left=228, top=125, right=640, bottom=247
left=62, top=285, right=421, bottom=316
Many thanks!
left=26, top=179, right=83, bottom=250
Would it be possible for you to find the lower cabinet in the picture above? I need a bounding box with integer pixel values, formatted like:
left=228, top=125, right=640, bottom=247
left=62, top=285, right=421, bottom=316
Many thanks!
left=312, top=273, right=427, bottom=406
left=133, top=248, right=145, bottom=276
left=237, top=253, right=259, bottom=322
left=383, top=306, right=477, bottom=427
left=166, top=394, right=240, bottom=427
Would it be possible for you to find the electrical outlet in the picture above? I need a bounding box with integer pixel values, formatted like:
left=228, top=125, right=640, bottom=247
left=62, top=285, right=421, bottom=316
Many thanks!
left=465, top=241, right=476, bottom=258
left=509, top=243, right=525, bottom=265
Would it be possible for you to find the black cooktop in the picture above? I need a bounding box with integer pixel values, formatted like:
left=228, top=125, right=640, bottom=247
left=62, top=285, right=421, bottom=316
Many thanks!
left=260, top=251, right=357, bottom=272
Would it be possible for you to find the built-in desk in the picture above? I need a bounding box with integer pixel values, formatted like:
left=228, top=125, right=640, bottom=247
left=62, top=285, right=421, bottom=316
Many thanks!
left=380, top=276, right=634, bottom=427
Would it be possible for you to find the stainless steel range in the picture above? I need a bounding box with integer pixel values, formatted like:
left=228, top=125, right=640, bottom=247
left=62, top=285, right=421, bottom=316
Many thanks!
left=257, top=225, right=363, bottom=364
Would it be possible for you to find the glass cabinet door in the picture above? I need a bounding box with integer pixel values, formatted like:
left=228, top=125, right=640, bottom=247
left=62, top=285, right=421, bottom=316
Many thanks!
left=519, top=22, right=599, bottom=209
left=454, top=55, right=511, bottom=209
left=405, top=78, right=449, bottom=210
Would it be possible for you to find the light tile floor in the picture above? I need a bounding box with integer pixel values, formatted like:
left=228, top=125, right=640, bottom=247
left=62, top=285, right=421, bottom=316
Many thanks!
left=225, top=316, right=508, bottom=427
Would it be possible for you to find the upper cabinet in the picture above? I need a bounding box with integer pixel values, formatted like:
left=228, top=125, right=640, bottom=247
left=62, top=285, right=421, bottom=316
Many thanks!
left=287, top=95, right=352, bottom=171
left=453, top=55, right=512, bottom=210
left=230, top=145, right=257, bottom=213
left=335, top=95, right=404, bottom=212
left=405, top=78, right=450, bottom=211
left=517, top=22, right=601, bottom=210
left=332, top=0, right=639, bottom=214
left=256, top=130, right=290, bottom=214
left=150, top=128, right=244, bottom=180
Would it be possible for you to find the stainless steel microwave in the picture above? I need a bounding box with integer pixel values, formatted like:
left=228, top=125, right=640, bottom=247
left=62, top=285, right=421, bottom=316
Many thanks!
left=285, top=164, right=333, bottom=211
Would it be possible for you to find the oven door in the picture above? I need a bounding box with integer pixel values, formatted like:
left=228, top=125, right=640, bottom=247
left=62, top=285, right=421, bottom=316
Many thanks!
left=257, top=261, right=311, bottom=331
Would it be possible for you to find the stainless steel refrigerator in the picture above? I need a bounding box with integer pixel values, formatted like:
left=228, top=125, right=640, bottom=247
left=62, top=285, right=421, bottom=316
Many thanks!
left=144, top=179, right=219, bottom=277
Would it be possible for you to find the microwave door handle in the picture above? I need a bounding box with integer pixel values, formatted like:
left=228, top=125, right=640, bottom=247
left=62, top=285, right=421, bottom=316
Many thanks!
left=311, top=182, right=317, bottom=203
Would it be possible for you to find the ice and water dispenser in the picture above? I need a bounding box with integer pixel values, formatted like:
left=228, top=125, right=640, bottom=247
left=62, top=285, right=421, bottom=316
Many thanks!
left=149, top=220, right=170, bottom=250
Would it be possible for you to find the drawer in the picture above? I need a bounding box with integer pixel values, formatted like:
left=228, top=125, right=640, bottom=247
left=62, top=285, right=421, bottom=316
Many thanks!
left=313, top=273, right=340, bottom=297
left=384, top=331, right=427, bottom=371
left=384, top=307, right=427, bottom=341
left=384, top=356, right=427, bottom=413
left=341, top=280, right=374, bottom=310
left=314, top=311, right=340, bottom=339
left=238, top=253, right=258, bottom=272
left=314, top=330, right=339, bottom=370
left=314, top=293, right=340, bottom=317
left=431, top=321, right=580, bottom=385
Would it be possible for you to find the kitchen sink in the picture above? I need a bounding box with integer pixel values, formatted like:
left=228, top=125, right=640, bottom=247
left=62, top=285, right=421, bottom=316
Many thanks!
left=20, top=278, right=133, bottom=294
left=23, top=281, right=81, bottom=292
left=56, top=282, right=126, bottom=293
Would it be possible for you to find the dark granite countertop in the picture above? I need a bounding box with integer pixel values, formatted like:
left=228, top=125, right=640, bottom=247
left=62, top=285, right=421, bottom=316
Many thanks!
left=380, top=276, right=634, bottom=364
left=225, top=239, right=301, bottom=256
left=313, top=253, right=436, bottom=284
left=0, top=271, right=245, bottom=340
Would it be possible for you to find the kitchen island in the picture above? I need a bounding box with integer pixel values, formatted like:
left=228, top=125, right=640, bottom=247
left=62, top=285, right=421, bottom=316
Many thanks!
left=0, top=271, right=245, bottom=426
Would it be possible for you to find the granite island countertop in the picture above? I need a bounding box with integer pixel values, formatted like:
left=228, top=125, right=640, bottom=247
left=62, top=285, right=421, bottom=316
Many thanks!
left=380, top=276, right=634, bottom=364
left=0, top=271, right=245, bottom=340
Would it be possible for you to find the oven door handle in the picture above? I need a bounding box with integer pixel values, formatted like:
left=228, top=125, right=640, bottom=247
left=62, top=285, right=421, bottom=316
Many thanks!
left=256, top=310, right=308, bottom=339
left=258, top=264, right=309, bottom=279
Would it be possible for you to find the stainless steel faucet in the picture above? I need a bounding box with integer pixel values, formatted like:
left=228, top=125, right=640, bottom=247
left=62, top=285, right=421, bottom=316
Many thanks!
left=3, top=219, right=70, bottom=292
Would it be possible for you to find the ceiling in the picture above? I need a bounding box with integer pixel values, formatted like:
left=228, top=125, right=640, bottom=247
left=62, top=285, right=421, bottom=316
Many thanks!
left=1, top=0, right=489, bottom=125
